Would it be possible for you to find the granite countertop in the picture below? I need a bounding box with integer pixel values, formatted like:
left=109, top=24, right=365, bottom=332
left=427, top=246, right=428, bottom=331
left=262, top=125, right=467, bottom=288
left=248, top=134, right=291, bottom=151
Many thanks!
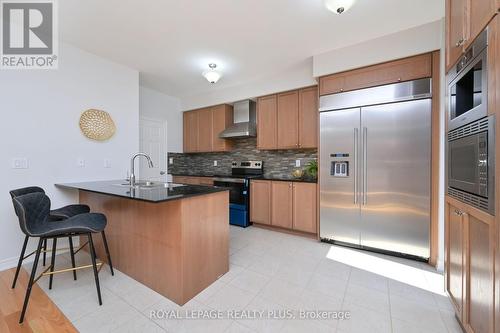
left=170, top=173, right=317, bottom=183
left=56, top=180, right=228, bottom=203
left=252, top=176, right=317, bottom=184
left=170, top=173, right=221, bottom=178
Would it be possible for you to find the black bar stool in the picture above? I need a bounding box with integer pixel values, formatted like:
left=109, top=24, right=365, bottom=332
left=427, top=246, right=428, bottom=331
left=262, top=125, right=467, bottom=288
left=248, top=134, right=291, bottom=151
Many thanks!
left=9, top=187, right=114, bottom=289
left=12, top=192, right=111, bottom=324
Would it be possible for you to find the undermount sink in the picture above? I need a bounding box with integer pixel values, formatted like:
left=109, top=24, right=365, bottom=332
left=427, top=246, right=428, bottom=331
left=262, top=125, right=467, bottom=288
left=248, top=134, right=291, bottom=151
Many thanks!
left=113, top=181, right=186, bottom=189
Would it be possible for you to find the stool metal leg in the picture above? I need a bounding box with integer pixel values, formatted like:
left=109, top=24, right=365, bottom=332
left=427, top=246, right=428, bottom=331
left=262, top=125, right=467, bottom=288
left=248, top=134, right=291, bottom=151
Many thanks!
left=88, top=233, right=102, bottom=305
left=19, top=238, right=43, bottom=324
left=42, top=239, right=47, bottom=266
left=101, top=231, right=114, bottom=276
left=68, top=236, right=77, bottom=280
left=48, top=238, right=57, bottom=290
left=12, top=235, right=29, bottom=289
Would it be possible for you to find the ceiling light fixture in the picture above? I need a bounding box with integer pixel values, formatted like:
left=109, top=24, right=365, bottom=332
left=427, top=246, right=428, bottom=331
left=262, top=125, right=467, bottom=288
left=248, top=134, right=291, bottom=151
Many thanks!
left=202, top=63, right=222, bottom=84
left=324, top=0, right=356, bottom=14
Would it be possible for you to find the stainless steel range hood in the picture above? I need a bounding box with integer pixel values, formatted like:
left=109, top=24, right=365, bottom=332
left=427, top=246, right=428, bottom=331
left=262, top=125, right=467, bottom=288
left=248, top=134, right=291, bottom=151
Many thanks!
left=219, top=100, right=256, bottom=138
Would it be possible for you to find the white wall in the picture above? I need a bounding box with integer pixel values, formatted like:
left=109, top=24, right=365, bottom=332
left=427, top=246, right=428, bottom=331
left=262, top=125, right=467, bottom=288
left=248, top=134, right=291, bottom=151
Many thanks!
left=313, top=20, right=443, bottom=77
left=180, top=59, right=317, bottom=111
left=139, top=86, right=183, bottom=153
left=0, top=42, right=139, bottom=270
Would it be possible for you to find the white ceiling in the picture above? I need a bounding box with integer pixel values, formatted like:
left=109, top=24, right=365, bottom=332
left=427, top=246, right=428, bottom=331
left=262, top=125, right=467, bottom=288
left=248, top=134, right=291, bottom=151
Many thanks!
left=60, top=0, right=444, bottom=99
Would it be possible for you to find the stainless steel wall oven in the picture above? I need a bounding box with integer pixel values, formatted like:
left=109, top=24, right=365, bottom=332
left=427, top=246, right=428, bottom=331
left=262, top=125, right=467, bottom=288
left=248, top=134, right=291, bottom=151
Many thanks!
left=447, top=116, right=495, bottom=214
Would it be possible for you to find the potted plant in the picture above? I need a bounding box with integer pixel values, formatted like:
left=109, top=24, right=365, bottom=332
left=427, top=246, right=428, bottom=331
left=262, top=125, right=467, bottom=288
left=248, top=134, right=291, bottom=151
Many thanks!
left=304, top=159, right=318, bottom=180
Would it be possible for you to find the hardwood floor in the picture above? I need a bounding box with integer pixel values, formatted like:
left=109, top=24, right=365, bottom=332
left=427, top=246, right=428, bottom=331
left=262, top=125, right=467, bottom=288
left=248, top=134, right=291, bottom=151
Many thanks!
left=0, top=267, right=77, bottom=333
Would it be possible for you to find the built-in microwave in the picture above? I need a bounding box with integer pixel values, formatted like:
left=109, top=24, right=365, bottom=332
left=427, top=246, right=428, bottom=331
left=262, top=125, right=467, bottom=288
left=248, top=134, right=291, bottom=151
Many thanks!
left=447, top=28, right=488, bottom=131
left=447, top=116, right=495, bottom=214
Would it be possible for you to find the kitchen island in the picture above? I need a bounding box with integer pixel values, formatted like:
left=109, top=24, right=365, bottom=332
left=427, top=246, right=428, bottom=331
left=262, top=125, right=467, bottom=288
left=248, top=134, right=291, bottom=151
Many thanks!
left=56, top=180, right=229, bottom=305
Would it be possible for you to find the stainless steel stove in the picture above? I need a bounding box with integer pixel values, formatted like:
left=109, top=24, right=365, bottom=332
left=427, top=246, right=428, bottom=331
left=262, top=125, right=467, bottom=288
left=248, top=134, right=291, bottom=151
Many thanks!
left=213, top=161, right=263, bottom=227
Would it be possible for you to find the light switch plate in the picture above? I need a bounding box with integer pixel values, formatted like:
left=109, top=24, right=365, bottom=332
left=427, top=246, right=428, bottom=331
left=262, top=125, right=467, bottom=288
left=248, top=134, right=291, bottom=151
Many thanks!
left=77, top=158, right=85, bottom=168
left=295, top=159, right=301, bottom=167
left=104, top=159, right=111, bottom=168
left=169, top=157, right=173, bottom=165
left=213, top=160, right=218, bottom=167
left=12, top=158, right=29, bottom=169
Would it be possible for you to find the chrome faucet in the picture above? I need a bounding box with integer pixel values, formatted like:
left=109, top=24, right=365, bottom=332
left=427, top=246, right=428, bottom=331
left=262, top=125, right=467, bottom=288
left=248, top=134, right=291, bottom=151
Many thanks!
left=130, top=153, right=154, bottom=187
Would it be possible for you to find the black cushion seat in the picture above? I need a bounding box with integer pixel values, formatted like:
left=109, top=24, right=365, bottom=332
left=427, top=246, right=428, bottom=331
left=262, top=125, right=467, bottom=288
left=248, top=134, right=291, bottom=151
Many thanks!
left=49, top=204, right=90, bottom=221
left=31, top=213, right=107, bottom=237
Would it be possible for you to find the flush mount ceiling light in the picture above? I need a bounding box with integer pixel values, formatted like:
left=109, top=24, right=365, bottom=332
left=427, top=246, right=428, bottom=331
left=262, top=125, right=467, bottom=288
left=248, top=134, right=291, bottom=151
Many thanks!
left=202, top=63, right=222, bottom=84
left=324, top=0, right=356, bottom=14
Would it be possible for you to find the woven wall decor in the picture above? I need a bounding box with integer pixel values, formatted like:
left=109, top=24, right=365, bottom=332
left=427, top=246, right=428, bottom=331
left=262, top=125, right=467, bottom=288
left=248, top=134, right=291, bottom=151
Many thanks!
left=79, top=109, right=116, bottom=141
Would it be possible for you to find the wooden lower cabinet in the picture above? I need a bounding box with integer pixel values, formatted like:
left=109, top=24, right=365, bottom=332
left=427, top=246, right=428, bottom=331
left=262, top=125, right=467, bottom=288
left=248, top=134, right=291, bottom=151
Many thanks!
left=465, top=213, right=495, bottom=333
left=172, top=176, right=213, bottom=186
left=292, top=182, right=317, bottom=233
left=446, top=201, right=466, bottom=319
left=250, top=180, right=271, bottom=225
left=271, top=181, right=293, bottom=229
left=250, top=180, right=317, bottom=234
left=445, top=196, right=495, bottom=333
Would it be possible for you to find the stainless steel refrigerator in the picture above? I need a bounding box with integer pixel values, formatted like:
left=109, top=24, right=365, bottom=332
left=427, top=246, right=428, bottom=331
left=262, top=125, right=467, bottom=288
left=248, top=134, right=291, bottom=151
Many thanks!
left=319, top=78, right=432, bottom=259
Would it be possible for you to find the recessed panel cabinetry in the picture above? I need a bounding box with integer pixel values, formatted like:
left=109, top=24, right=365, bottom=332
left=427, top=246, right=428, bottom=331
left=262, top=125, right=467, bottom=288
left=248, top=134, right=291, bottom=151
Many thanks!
left=445, top=196, right=495, bottom=333
left=271, top=181, right=293, bottom=228
left=183, top=104, right=233, bottom=153
left=250, top=180, right=317, bottom=234
left=319, top=54, right=432, bottom=96
left=257, top=86, right=318, bottom=150
left=172, top=176, right=214, bottom=186
left=249, top=180, right=271, bottom=225
left=445, top=0, right=497, bottom=70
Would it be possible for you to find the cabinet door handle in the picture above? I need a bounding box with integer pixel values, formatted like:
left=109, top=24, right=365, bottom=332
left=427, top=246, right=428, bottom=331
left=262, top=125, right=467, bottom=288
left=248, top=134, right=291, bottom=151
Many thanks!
left=454, top=209, right=464, bottom=216
left=455, top=38, right=466, bottom=47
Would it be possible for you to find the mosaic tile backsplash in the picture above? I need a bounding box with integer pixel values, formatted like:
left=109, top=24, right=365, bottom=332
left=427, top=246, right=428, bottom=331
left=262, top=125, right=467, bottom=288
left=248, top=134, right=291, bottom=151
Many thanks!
left=168, top=138, right=317, bottom=180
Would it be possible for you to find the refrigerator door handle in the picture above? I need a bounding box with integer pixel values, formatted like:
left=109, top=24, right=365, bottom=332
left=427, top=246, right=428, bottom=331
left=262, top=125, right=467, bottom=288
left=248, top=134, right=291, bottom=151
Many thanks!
left=363, top=127, right=368, bottom=205
left=354, top=128, right=358, bottom=204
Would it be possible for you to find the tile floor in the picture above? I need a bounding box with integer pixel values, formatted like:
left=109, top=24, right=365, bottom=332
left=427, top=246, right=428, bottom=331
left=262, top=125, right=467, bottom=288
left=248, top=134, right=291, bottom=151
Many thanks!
left=24, top=226, right=463, bottom=333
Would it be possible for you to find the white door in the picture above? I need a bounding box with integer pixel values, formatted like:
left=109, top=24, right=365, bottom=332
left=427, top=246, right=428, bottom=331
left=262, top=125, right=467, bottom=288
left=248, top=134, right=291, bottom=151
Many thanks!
left=139, top=117, right=167, bottom=181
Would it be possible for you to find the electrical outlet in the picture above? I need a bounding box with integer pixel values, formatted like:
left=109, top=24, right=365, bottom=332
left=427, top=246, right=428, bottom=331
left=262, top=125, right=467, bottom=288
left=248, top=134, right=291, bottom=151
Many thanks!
left=104, top=159, right=111, bottom=168
left=213, top=160, right=218, bottom=167
left=77, top=158, right=85, bottom=168
left=295, top=159, right=301, bottom=167
left=169, top=157, right=173, bottom=165
left=12, top=158, right=29, bottom=169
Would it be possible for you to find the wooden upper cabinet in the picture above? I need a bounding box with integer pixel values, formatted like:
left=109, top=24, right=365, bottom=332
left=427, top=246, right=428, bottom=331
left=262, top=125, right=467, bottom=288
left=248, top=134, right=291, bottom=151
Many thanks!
left=212, top=104, right=233, bottom=152
left=257, top=95, right=278, bottom=150
left=277, top=91, right=299, bottom=149
left=183, top=104, right=233, bottom=153
left=319, top=75, right=345, bottom=95
left=299, top=86, right=318, bottom=148
left=446, top=0, right=497, bottom=70
left=319, top=54, right=432, bottom=96
left=446, top=0, right=467, bottom=70
left=468, top=0, right=497, bottom=50
left=292, top=182, right=317, bottom=233
left=183, top=111, right=199, bottom=153
left=250, top=180, right=271, bottom=225
left=197, top=108, right=213, bottom=152
left=271, top=181, right=293, bottom=229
